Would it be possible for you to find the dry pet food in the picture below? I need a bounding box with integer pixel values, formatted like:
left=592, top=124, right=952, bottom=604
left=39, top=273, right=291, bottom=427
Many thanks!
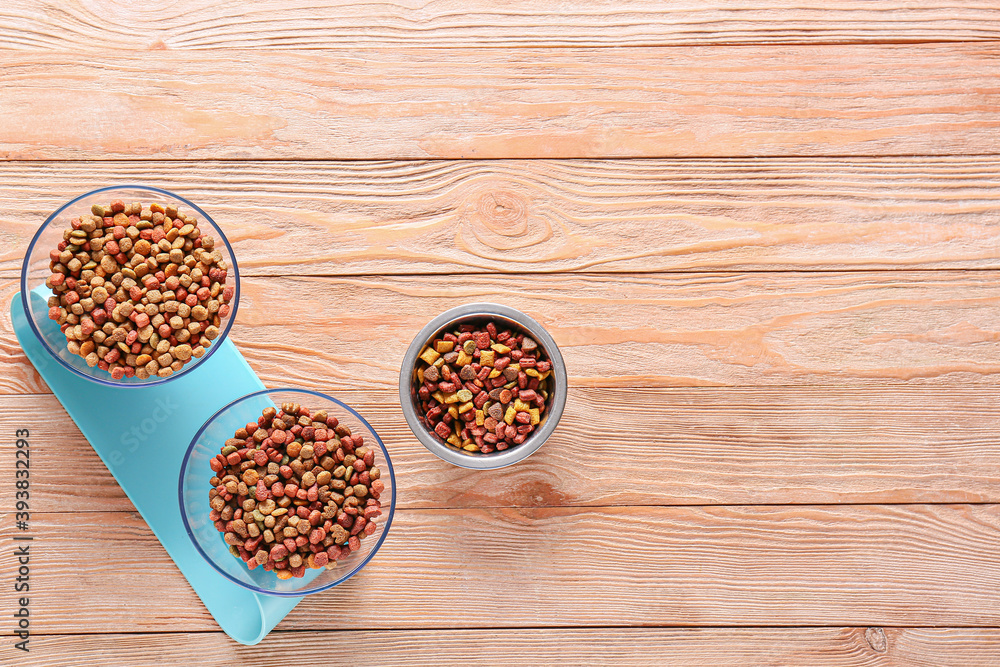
left=44, top=199, right=233, bottom=380
left=413, top=320, right=553, bottom=454
left=208, top=403, right=386, bottom=579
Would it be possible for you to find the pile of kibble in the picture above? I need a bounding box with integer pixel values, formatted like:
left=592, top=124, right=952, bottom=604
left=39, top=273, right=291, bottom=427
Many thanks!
left=44, top=200, right=233, bottom=380
left=208, top=403, right=385, bottom=579
left=413, top=320, right=552, bottom=454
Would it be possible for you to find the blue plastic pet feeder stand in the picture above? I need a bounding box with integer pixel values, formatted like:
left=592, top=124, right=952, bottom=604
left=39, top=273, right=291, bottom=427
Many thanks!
left=11, top=292, right=302, bottom=645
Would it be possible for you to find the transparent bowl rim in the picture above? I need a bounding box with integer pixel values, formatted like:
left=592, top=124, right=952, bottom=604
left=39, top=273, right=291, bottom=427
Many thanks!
left=19, top=184, right=241, bottom=388
left=177, top=387, right=396, bottom=597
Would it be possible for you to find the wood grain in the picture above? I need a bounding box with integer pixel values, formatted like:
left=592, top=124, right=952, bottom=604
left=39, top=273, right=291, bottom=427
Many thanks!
left=4, top=158, right=1000, bottom=278
left=2, top=46, right=1000, bottom=160
left=4, top=3, right=999, bottom=662
left=7, top=270, right=1000, bottom=394
left=3, top=386, right=1000, bottom=512
left=10, top=628, right=1000, bottom=666
left=5, top=505, right=1000, bottom=632
left=4, top=1, right=1000, bottom=50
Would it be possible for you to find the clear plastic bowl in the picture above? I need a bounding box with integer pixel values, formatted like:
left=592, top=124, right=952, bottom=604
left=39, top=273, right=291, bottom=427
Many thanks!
left=178, top=388, right=395, bottom=596
left=19, top=185, right=240, bottom=387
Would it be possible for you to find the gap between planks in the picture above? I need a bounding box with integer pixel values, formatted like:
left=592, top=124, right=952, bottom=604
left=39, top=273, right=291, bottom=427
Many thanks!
left=7, top=153, right=1000, bottom=161
left=19, top=624, right=1000, bottom=636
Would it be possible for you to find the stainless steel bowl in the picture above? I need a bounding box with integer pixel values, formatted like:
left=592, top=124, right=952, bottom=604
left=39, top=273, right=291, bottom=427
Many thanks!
left=398, top=303, right=567, bottom=469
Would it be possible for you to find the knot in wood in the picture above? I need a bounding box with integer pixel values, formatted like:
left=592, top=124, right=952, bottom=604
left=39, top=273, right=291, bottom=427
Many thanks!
left=865, top=627, right=887, bottom=653
left=476, top=190, right=528, bottom=237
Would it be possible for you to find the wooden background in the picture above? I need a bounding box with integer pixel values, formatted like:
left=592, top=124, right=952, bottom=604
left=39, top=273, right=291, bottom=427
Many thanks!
left=2, top=2, right=1000, bottom=664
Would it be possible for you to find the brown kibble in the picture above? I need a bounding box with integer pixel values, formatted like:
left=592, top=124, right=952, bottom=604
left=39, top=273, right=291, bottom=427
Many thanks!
left=45, top=199, right=233, bottom=381
left=423, top=364, right=440, bottom=383
left=133, top=239, right=152, bottom=256
left=210, top=404, right=383, bottom=576
left=488, top=403, right=504, bottom=421
left=231, top=519, right=249, bottom=538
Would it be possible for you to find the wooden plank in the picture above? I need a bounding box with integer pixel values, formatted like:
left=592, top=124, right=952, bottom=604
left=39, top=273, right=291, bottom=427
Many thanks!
left=12, top=628, right=1000, bottom=666
left=4, top=505, right=1000, bottom=632
left=2, top=46, right=999, bottom=160
left=5, top=271, right=1000, bottom=394
left=4, top=1, right=1000, bottom=50
left=3, top=386, right=1000, bottom=512
left=4, top=158, right=1000, bottom=279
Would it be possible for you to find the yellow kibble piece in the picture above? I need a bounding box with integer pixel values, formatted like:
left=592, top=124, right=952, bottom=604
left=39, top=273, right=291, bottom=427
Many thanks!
left=463, top=443, right=480, bottom=452
left=435, top=340, right=455, bottom=354
left=476, top=410, right=485, bottom=426
left=490, top=343, right=511, bottom=354
left=447, top=405, right=459, bottom=419
left=444, top=392, right=461, bottom=404
left=479, top=350, right=495, bottom=367
left=432, top=391, right=446, bottom=404
left=458, top=401, right=475, bottom=414
left=456, top=350, right=472, bottom=367
left=417, top=367, right=425, bottom=384
left=456, top=389, right=474, bottom=402
left=504, top=406, right=516, bottom=425
left=529, top=408, right=540, bottom=425
left=488, top=369, right=502, bottom=379
left=447, top=434, right=463, bottom=447
left=514, top=399, right=530, bottom=412
left=525, top=368, right=541, bottom=378
left=419, top=348, right=441, bottom=365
